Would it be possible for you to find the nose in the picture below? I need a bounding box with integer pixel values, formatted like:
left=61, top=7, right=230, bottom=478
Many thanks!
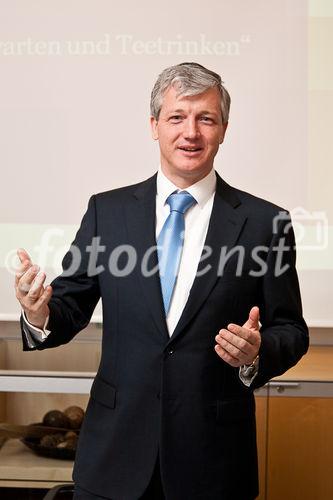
left=183, top=118, right=200, bottom=140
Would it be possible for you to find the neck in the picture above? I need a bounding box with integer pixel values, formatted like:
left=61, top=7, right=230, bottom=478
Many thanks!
left=160, top=166, right=213, bottom=189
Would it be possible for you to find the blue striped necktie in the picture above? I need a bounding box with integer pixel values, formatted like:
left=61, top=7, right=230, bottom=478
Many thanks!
left=157, top=191, right=197, bottom=314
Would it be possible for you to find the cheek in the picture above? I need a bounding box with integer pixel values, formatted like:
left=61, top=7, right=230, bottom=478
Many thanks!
left=159, top=137, right=176, bottom=156
left=206, top=135, right=222, bottom=152
left=160, top=133, right=178, bottom=148
left=161, top=136, right=173, bottom=149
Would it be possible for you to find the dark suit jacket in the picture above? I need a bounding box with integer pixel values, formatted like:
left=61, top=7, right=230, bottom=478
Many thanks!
left=21, top=172, right=308, bottom=500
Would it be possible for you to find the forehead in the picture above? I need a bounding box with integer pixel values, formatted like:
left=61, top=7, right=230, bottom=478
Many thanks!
left=160, top=86, right=221, bottom=114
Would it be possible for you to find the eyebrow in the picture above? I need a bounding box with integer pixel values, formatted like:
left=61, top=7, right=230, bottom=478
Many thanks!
left=168, top=109, right=218, bottom=117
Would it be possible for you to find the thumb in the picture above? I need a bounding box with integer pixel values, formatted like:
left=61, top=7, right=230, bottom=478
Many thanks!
left=243, top=306, right=260, bottom=330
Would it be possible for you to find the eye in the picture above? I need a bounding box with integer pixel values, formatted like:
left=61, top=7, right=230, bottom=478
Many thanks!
left=200, top=116, right=213, bottom=123
left=169, top=115, right=183, bottom=123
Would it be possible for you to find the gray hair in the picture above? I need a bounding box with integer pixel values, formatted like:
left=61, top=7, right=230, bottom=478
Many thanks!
left=150, top=62, right=231, bottom=124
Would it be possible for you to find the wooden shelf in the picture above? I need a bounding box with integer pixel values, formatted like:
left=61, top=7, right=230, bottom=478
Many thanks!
left=0, top=439, right=73, bottom=488
left=0, top=370, right=95, bottom=394
left=274, top=346, right=333, bottom=382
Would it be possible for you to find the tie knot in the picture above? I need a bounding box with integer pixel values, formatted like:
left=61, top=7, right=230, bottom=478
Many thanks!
left=166, top=191, right=196, bottom=214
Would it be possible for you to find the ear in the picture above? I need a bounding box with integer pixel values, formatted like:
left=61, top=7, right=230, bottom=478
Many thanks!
left=219, top=122, right=228, bottom=144
left=150, top=116, right=159, bottom=140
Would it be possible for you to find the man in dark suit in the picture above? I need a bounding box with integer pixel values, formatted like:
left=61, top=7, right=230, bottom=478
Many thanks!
left=15, top=62, right=308, bottom=499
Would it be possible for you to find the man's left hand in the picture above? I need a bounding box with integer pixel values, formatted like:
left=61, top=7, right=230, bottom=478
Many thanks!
left=214, top=306, right=261, bottom=368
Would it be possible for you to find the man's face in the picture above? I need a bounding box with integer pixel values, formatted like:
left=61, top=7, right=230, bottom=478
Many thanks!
left=150, top=85, right=227, bottom=187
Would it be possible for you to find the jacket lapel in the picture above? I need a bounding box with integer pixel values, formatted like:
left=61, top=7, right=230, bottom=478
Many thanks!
left=125, top=172, right=247, bottom=344
left=125, top=174, right=169, bottom=341
left=167, top=173, right=247, bottom=345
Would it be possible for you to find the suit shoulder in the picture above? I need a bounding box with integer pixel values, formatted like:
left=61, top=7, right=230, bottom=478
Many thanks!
left=232, top=186, right=288, bottom=218
left=217, top=174, right=288, bottom=217
left=91, top=174, right=156, bottom=205
left=225, top=185, right=293, bottom=240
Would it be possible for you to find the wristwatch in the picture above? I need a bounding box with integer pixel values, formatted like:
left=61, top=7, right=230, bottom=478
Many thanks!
left=244, top=354, right=260, bottom=377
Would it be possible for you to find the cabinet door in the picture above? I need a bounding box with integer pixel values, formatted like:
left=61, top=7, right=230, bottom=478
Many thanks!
left=266, top=382, right=333, bottom=500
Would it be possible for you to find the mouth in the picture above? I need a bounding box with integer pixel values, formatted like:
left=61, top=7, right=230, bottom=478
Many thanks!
left=178, top=146, right=203, bottom=155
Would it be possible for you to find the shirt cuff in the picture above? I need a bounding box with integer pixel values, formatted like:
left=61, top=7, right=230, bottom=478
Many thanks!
left=22, top=310, right=51, bottom=344
left=238, top=356, right=260, bottom=387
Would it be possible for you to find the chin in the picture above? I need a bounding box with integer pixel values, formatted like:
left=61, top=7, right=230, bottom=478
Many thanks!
left=177, top=162, right=210, bottom=177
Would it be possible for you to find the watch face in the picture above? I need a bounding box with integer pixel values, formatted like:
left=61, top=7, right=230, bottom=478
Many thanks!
left=247, top=365, right=256, bottom=376
left=244, top=355, right=259, bottom=377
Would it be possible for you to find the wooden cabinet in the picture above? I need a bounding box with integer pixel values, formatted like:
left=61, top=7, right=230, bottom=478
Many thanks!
left=255, top=346, right=333, bottom=500
left=266, top=383, right=333, bottom=500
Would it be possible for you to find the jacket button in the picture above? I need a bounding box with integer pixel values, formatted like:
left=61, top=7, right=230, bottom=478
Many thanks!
left=167, top=349, right=174, bottom=355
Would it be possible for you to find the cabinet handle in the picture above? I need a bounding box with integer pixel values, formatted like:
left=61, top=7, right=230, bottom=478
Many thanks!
left=269, top=382, right=300, bottom=393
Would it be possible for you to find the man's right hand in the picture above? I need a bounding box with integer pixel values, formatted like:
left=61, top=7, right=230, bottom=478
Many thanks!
left=15, top=248, right=53, bottom=329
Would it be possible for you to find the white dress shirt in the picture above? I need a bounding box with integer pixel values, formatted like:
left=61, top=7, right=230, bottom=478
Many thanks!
left=156, top=167, right=216, bottom=335
left=23, top=168, right=258, bottom=385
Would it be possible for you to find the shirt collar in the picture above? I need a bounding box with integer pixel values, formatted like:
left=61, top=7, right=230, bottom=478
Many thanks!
left=157, top=167, right=216, bottom=209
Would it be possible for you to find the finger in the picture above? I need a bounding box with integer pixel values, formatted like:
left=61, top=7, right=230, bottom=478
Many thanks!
left=214, top=344, right=240, bottom=367
left=217, top=329, right=249, bottom=352
left=215, top=332, right=246, bottom=359
left=225, top=324, right=255, bottom=344
left=215, top=341, right=255, bottom=366
left=26, top=272, right=47, bottom=301
left=34, top=285, right=53, bottom=309
left=15, top=259, right=33, bottom=286
left=17, top=248, right=32, bottom=265
left=16, top=265, right=40, bottom=295
left=15, top=248, right=33, bottom=285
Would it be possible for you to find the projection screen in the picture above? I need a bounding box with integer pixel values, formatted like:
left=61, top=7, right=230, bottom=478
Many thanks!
left=0, top=0, right=332, bottom=326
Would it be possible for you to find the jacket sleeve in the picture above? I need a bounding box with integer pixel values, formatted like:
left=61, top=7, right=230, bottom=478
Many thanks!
left=20, top=195, right=101, bottom=351
left=251, top=212, right=309, bottom=388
